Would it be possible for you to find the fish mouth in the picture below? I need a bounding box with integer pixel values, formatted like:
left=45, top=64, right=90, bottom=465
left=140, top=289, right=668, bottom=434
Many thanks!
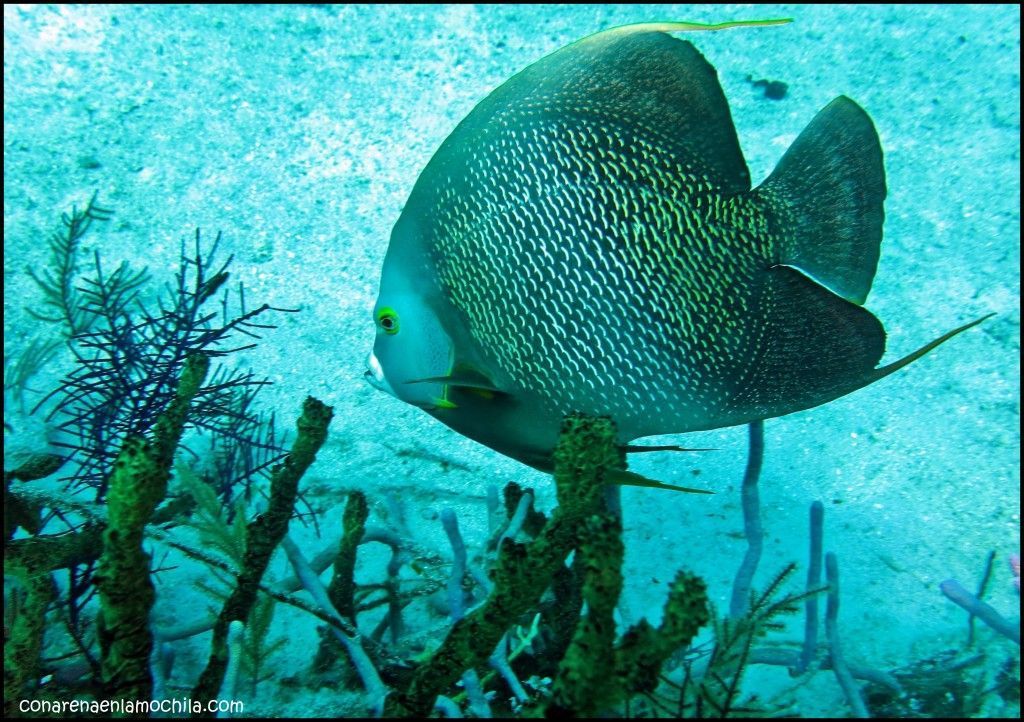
left=365, top=351, right=451, bottom=411
left=363, top=368, right=381, bottom=390
left=364, top=351, right=394, bottom=396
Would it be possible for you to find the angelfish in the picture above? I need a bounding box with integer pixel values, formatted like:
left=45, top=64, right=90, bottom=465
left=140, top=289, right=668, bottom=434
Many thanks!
left=366, top=21, right=987, bottom=487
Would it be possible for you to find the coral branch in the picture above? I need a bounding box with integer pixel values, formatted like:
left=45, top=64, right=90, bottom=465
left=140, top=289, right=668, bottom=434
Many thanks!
left=94, top=353, right=209, bottom=703
left=729, top=420, right=765, bottom=619
left=192, top=396, right=332, bottom=703
left=329, top=491, right=368, bottom=622
left=797, top=500, right=825, bottom=674
left=281, top=536, right=387, bottom=713
left=825, top=552, right=869, bottom=718
left=940, top=578, right=1020, bottom=645
left=550, top=513, right=624, bottom=715
left=385, top=414, right=617, bottom=716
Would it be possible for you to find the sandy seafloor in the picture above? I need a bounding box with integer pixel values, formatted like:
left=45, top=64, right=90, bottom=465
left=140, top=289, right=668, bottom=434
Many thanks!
left=3, top=3, right=1020, bottom=718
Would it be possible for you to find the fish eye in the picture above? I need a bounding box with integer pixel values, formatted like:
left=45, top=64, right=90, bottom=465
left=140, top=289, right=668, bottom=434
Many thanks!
left=376, top=307, right=400, bottom=335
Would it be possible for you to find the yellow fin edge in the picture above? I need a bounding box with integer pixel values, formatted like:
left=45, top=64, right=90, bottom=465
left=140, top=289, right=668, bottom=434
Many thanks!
left=610, top=18, right=793, bottom=35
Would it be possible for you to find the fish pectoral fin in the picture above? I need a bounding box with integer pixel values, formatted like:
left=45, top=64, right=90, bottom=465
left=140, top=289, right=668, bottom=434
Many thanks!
left=607, top=468, right=714, bottom=495
left=405, top=371, right=507, bottom=398
left=623, top=444, right=717, bottom=453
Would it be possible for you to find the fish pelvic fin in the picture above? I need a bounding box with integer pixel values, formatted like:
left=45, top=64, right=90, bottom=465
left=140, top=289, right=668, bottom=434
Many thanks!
left=754, top=96, right=886, bottom=306
left=607, top=468, right=714, bottom=495
left=622, top=444, right=717, bottom=453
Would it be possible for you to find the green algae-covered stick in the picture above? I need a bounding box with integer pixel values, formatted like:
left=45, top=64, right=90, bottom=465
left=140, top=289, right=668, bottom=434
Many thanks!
left=386, top=414, right=618, bottom=717
left=550, top=513, right=624, bottom=716
left=95, top=354, right=209, bottom=706
left=192, top=396, right=333, bottom=705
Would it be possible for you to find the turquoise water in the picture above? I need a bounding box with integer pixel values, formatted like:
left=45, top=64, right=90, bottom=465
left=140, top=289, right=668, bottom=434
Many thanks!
left=4, top=4, right=1019, bottom=718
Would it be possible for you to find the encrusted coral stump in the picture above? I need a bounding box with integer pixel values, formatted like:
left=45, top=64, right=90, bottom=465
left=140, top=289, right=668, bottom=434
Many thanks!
left=95, top=354, right=210, bottom=706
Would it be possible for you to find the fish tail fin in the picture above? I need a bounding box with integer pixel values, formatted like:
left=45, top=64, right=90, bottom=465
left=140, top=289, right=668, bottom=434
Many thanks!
left=754, top=96, right=886, bottom=305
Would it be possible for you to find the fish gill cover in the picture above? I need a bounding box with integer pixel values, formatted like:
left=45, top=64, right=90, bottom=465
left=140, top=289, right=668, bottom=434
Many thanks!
left=3, top=5, right=1019, bottom=719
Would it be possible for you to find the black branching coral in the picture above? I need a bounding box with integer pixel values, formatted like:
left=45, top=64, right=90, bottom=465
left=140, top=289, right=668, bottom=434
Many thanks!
left=27, top=192, right=118, bottom=337
left=28, top=197, right=294, bottom=502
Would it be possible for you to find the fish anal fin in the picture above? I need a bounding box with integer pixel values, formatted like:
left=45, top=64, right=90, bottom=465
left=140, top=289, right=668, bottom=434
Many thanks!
left=728, top=264, right=886, bottom=419
left=868, top=313, right=994, bottom=383
left=730, top=268, right=991, bottom=423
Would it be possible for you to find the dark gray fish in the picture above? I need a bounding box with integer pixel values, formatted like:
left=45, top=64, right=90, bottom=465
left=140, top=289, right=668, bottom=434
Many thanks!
left=367, top=23, right=987, bottom=484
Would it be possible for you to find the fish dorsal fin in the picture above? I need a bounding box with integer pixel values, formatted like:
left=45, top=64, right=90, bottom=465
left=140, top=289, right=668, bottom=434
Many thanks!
left=441, top=22, right=773, bottom=196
